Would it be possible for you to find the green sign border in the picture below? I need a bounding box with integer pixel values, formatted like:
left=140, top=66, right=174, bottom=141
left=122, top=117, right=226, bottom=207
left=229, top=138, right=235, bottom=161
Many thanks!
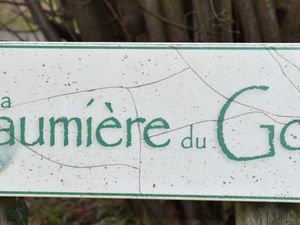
left=0, top=43, right=299, bottom=50
left=0, top=43, right=298, bottom=202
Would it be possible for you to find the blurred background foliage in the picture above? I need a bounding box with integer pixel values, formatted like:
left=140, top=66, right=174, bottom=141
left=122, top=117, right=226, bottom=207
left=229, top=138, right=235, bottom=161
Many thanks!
left=0, top=0, right=300, bottom=42
left=27, top=198, right=139, bottom=225
left=0, top=0, right=300, bottom=224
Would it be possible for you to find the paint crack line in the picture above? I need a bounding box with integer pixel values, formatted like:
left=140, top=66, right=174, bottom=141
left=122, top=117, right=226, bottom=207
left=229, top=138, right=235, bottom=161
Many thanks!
left=266, top=47, right=300, bottom=95
left=171, top=45, right=300, bottom=119
left=126, top=88, right=143, bottom=194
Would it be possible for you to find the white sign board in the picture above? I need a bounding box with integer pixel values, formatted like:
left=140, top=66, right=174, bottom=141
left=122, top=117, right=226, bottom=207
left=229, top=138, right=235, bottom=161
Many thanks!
left=0, top=42, right=300, bottom=202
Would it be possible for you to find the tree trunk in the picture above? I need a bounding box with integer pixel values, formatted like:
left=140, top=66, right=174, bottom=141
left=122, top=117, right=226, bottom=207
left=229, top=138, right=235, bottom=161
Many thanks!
left=65, top=0, right=117, bottom=41
left=274, top=0, right=300, bottom=42
left=142, top=0, right=167, bottom=41
left=236, top=202, right=300, bottom=225
left=253, top=0, right=281, bottom=42
left=161, top=0, right=188, bottom=41
left=234, top=0, right=261, bottom=42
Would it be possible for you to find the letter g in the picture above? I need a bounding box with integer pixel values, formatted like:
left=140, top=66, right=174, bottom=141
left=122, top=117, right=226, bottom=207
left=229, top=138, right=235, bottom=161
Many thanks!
left=217, top=85, right=275, bottom=161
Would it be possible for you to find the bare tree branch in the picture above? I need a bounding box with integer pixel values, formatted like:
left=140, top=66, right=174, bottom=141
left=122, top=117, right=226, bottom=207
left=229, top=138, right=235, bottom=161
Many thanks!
left=25, top=0, right=61, bottom=41
left=135, top=0, right=195, bottom=32
left=13, top=0, right=40, bottom=41
left=220, top=0, right=233, bottom=42
left=193, top=0, right=217, bottom=42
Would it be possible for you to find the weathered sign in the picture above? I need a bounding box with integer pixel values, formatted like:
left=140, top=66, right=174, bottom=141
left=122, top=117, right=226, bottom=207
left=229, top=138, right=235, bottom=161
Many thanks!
left=0, top=43, right=300, bottom=202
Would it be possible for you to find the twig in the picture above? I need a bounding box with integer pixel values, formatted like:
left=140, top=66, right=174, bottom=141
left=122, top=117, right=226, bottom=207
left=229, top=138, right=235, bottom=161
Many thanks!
left=13, top=0, right=40, bottom=41
left=25, top=0, right=60, bottom=41
left=135, top=0, right=195, bottom=31
left=103, top=0, right=132, bottom=40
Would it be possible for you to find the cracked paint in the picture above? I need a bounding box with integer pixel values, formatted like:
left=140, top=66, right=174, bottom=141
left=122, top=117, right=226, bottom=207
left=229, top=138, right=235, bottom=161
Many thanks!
left=0, top=43, right=299, bottom=202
